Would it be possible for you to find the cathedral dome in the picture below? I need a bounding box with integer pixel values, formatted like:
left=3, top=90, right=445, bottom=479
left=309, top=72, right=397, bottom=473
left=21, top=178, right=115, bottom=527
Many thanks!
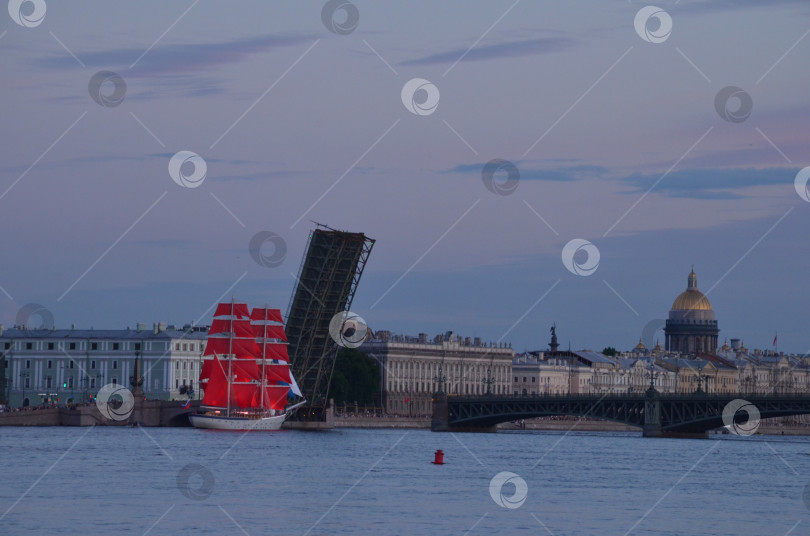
left=671, top=268, right=712, bottom=311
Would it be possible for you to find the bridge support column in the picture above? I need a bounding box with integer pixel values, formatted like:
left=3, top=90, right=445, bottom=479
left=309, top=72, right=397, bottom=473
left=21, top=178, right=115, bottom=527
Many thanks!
left=642, top=387, right=662, bottom=438
left=431, top=394, right=449, bottom=432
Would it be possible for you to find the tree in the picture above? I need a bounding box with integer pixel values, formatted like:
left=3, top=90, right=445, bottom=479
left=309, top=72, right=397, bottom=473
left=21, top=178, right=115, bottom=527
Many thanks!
left=602, top=347, right=618, bottom=356
left=329, top=347, right=380, bottom=407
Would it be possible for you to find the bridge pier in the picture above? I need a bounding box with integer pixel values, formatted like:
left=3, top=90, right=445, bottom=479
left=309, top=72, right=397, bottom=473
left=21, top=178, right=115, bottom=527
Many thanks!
left=642, top=387, right=662, bottom=438
left=431, top=394, right=496, bottom=433
left=430, top=395, right=449, bottom=432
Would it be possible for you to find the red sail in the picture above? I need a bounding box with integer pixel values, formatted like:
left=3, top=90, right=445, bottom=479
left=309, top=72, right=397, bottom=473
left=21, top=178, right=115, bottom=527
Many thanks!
left=209, top=318, right=255, bottom=337
left=200, top=356, right=224, bottom=382
left=200, top=357, right=228, bottom=407
left=259, top=343, right=289, bottom=362
left=263, top=364, right=292, bottom=384
left=201, top=355, right=259, bottom=383
left=204, top=337, right=261, bottom=358
left=250, top=307, right=284, bottom=324
left=231, top=359, right=260, bottom=381
left=253, top=324, right=288, bottom=341
left=214, top=302, right=250, bottom=318
left=260, top=385, right=290, bottom=410
left=230, top=383, right=260, bottom=408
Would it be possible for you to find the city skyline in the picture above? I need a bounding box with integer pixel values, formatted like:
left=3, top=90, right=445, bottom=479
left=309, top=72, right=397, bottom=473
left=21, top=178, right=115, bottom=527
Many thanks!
left=1, top=1, right=809, bottom=354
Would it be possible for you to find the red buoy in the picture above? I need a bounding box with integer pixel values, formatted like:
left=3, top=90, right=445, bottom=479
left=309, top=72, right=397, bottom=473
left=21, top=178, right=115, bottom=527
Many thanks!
left=432, top=449, right=444, bottom=465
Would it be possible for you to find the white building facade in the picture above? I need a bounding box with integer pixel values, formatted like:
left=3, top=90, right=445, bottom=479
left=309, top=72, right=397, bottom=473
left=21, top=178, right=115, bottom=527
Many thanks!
left=1, top=323, right=208, bottom=406
left=360, top=331, right=514, bottom=416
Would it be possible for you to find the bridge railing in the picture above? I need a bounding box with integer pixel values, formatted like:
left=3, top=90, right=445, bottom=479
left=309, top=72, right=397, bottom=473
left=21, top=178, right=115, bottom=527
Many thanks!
left=443, top=391, right=810, bottom=403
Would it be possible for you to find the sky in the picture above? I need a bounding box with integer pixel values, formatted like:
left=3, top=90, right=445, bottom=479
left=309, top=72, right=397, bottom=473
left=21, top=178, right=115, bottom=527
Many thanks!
left=1, top=0, right=809, bottom=354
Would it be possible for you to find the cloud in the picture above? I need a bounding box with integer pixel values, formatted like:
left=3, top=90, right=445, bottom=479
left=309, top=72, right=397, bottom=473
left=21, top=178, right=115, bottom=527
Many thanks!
left=445, top=162, right=608, bottom=182
left=401, top=37, right=577, bottom=66
left=36, top=34, right=316, bottom=77
left=621, top=167, right=799, bottom=199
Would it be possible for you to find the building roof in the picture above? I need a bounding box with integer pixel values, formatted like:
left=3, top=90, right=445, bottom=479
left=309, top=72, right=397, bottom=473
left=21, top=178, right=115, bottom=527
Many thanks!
left=572, top=351, right=616, bottom=365
left=0, top=326, right=209, bottom=340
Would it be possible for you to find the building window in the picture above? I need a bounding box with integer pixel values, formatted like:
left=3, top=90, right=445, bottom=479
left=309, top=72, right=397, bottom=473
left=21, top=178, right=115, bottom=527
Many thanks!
left=182, top=344, right=187, bottom=351
left=47, top=360, right=53, bottom=369
left=90, top=378, right=96, bottom=388
left=91, top=343, right=98, bottom=350
left=47, top=342, right=54, bottom=350
left=112, top=361, right=118, bottom=370
left=183, top=361, right=186, bottom=370
left=134, top=343, right=141, bottom=351
left=112, top=378, right=117, bottom=385
left=175, top=379, right=179, bottom=388
left=175, top=344, right=180, bottom=351
left=26, top=359, right=31, bottom=369
left=68, top=377, right=74, bottom=388
left=69, top=361, right=74, bottom=369
left=24, top=377, right=30, bottom=389
left=91, top=360, right=96, bottom=369
left=46, top=377, right=52, bottom=388
left=3, top=342, right=9, bottom=350
left=113, top=343, right=120, bottom=351
left=26, top=342, right=32, bottom=350
left=514, top=376, right=518, bottom=382
left=69, top=342, right=76, bottom=350
left=176, top=362, right=180, bottom=370
left=523, top=377, right=527, bottom=383
left=532, top=377, right=536, bottom=383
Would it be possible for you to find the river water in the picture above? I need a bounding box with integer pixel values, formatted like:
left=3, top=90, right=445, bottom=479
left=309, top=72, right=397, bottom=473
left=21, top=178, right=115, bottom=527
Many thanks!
left=1, top=427, right=808, bottom=535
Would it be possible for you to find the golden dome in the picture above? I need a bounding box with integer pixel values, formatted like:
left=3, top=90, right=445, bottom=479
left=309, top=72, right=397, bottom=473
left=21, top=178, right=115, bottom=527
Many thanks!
left=671, top=268, right=713, bottom=311
left=672, top=290, right=712, bottom=310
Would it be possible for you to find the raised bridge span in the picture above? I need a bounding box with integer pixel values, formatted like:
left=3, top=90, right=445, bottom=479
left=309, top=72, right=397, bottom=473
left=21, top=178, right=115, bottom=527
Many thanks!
left=431, top=389, right=810, bottom=437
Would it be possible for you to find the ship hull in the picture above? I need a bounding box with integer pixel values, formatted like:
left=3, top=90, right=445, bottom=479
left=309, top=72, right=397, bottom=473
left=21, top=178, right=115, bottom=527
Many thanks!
left=189, top=412, right=286, bottom=430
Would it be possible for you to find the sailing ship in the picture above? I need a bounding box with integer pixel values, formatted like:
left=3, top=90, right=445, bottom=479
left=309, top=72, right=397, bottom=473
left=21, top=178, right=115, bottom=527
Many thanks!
left=189, top=301, right=305, bottom=430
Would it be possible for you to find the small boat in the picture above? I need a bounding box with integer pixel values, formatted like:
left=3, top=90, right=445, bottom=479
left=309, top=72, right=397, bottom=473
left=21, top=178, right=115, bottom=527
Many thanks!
left=189, top=301, right=305, bottom=431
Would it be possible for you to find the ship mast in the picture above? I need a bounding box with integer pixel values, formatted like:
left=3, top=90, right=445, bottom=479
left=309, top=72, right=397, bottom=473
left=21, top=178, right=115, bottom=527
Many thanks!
left=260, top=304, right=267, bottom=414
left=227, top=297, right=234, bottom=418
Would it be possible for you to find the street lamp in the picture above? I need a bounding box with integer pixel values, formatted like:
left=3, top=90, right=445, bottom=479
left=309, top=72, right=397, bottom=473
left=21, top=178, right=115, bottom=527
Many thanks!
left=646, top=361, right=660, bottom=394
left=481, top=366, right=495, bottom=395
left=19, top=371, right=30, bottom=407
left=693, top=370, right=709, bottom=394
left=434, top=365, right=447, bottom=396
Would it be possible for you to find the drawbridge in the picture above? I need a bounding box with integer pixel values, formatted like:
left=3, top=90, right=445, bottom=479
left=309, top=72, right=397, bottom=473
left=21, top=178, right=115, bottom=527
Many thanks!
left=285, top=225, right=374, bottom=423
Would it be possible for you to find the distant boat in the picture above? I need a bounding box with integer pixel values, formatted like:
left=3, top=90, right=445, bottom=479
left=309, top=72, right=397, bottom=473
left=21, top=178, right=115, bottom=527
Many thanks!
left=189, top=301, right=305, bottom=431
